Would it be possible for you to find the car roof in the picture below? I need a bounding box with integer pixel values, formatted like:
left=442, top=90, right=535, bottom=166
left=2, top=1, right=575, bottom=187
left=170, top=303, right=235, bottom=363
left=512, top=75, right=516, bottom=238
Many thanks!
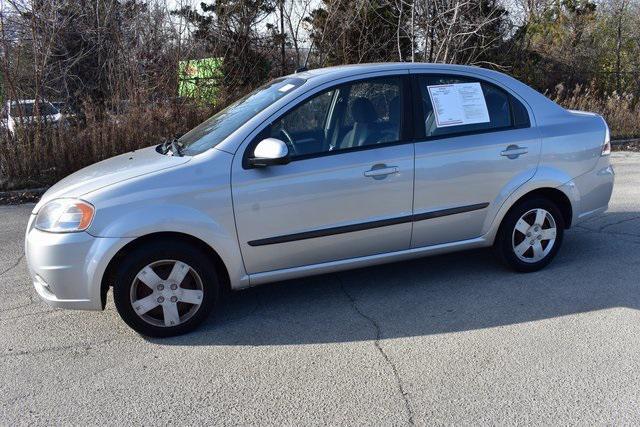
left=9, top=99, right=37, bottom=104
left=295, top=62, right=487, bottom=79
left=291, top=62, right=534, bottom=96
left=8, top=99, right=56, bottom=106
left=294, top=62, right=565, bottom=117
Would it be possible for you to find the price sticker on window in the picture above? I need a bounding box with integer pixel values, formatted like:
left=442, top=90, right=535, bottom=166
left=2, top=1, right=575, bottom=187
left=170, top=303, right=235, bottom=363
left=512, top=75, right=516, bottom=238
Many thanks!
left=427, top=82, right=490, bottom=127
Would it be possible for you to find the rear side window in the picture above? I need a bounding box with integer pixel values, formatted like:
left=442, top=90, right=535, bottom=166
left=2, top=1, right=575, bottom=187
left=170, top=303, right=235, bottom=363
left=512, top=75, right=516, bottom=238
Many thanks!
left=511, top=95, right=531, bottom=128
left=416, top=75, right=528, bottom=139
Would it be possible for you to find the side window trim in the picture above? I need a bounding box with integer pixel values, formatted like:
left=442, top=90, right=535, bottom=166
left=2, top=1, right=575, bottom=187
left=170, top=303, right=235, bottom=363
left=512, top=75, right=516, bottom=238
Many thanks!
left=243, top=74, right=415, bottom=168
left=411, top=75, right=426, bottom=139
left=412, top=73, right=531, bottom=142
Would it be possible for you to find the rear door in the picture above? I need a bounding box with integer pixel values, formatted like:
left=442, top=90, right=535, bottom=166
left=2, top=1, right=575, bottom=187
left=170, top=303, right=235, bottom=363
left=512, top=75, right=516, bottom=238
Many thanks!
left=232, top=74, right=415, bottom=274
left=410, top=72, right=541, bottom=247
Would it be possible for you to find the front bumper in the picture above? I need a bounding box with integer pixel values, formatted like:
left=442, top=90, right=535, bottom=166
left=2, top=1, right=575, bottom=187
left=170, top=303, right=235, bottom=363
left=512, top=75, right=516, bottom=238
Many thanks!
left=25, top=215, right=132, bottom=310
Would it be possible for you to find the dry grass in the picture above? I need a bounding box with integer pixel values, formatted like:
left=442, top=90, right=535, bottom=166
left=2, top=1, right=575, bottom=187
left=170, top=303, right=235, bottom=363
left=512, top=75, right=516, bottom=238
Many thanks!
left=0, top=100, right=212, bottom=190
left=551, top=84, right=640, bottom=140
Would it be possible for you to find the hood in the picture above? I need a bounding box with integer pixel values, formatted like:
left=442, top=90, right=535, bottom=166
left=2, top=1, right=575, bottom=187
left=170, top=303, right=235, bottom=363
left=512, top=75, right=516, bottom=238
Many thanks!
left=33, top=145, right=190, bottom=213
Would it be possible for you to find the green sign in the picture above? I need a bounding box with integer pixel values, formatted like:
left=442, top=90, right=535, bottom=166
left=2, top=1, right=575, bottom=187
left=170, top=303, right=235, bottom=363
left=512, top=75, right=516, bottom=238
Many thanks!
left=178, top=58, right=224, bottom=104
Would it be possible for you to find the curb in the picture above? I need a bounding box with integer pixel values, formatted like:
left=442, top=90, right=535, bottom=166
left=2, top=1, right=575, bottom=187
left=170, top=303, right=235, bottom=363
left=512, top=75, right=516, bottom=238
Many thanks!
left=611, top=138, right=640, bottom=146
left=0, top=187, right=47, bottom=205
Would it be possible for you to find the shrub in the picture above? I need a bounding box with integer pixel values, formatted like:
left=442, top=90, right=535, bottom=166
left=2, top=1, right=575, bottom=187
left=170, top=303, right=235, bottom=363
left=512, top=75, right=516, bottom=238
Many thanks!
left=551, top=84, right=640, bottom=140
left=0, top=100, right=212, bottom=191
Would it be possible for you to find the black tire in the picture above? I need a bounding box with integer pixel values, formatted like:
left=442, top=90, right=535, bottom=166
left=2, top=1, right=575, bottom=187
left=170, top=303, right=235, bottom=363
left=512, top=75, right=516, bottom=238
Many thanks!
left=112, top=240, right=220, bottom=337
left=494, top=197, right=565, bottom=272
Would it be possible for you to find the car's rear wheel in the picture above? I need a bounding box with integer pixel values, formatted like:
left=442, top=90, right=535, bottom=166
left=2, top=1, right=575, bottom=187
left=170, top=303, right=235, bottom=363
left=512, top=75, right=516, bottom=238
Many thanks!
left=494, top=197, right=565, bottom=272
left=112, top=240, right=220, bottom=337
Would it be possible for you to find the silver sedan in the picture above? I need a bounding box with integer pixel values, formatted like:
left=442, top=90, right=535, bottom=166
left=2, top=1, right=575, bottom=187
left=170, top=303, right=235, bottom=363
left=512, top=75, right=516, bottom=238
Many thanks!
left=25, top=63, right=614, bottom=336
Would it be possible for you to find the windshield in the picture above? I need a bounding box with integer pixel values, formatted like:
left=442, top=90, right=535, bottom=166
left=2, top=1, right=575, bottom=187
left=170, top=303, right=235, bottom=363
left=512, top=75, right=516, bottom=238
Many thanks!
left=10, top=101, right=59, bottom=117
left=179, top=77, right=305, bottom=156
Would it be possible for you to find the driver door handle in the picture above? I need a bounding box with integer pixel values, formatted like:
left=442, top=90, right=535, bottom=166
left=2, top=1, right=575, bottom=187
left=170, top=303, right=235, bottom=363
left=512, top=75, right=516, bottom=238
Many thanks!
left=364, top=164, right=399, bottom=179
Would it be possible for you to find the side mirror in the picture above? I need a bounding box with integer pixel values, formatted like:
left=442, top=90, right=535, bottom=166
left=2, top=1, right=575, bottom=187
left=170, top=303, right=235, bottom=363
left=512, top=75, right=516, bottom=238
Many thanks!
left=248, top=138, right=290, bottom=167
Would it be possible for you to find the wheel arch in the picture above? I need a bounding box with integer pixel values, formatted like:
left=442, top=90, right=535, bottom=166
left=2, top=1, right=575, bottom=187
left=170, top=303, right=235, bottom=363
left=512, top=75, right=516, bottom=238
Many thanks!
left=511, top=187, right=573, bottom=228
left=485, top=184, right=575, bottom=246
left=100, top=232, right=231, bottom=309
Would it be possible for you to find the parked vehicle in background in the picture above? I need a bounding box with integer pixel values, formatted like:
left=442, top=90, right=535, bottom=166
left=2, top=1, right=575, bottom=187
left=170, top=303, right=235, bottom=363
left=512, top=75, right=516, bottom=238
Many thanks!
left=51, top=101, right=81, bottom=126
left=1, top=99, right=63, bottom=135
left=50, top=101, right=66, bottom=113
left=25, top=63, right=614, bottom=337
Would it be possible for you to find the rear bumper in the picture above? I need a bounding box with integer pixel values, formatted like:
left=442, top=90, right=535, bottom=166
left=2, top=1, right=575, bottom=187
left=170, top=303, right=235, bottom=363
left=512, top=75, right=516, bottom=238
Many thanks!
left=560, top=156, right=615, bottom=225
left=25, top=215, right=132, bottom=310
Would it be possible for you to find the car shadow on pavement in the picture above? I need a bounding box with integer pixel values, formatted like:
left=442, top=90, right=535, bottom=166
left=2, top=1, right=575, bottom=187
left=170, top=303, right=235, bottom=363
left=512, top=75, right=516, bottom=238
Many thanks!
left=148, top=212, right=640, bottom=347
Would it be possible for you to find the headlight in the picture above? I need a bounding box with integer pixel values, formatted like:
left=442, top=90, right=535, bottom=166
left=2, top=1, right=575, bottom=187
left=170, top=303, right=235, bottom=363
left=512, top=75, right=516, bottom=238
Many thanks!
left=35, top=199, right=95, bottom=233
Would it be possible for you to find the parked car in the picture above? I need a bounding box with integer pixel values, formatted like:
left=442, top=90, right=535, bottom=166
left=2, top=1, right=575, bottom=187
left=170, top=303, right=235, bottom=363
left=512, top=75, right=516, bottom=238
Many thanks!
left=25, top=63, right=614, bottom=337
left=1, top=99, right=63, bottom=135
left=51, top=100, right=81, bottom=126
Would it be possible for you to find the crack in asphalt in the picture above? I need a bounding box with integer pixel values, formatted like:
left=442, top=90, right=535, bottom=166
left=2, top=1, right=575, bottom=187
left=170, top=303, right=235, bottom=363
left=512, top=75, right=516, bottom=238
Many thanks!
left=0, top=299, right=38, bottom=313
left=596, top=215, right=640, bottom=232
left=0, top=337, right=121, bottom=359
left=575, top=224, right=640, bottom=242
left=0, top=293, right=39, bottom=314
left=573, top=211, right=640, bottom=241
left=0, top=308, right=55, bottom=322
left=2, top=391, right=33, bottom=408
left=1, top=344, right=129, bottom=407
left=0, top=253, right=24, bottom=278
left=336, top=274, right=415, bottom=426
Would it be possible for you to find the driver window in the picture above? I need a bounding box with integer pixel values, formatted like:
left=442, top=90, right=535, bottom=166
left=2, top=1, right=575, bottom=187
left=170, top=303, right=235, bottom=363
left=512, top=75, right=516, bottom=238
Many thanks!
left=270, top=89, right=336, bottom=156
left=270, top=76, right=403, bottom=158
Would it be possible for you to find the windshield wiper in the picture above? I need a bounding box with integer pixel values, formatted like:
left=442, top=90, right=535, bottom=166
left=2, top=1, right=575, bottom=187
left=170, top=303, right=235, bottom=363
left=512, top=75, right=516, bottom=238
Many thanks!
left=170, top=139, right=184, bottom=156
left=160, top=137, right=184, bottom=156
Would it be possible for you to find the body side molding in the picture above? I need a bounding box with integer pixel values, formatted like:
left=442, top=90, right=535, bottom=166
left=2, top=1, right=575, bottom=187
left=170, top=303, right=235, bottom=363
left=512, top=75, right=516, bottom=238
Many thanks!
left=248, top=202, right=489, bottom=247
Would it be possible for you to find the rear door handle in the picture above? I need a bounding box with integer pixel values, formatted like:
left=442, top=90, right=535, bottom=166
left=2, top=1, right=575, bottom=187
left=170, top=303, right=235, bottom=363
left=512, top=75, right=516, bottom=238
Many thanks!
left=364, top=165, right=399, bottom=179
left=500, top=145, right=528, bottom=159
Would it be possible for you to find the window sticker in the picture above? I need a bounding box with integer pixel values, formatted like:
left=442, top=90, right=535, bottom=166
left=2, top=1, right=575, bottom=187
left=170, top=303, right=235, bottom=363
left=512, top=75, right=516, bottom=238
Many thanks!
left=427, top=82, right=490, bottom=128
left=278, top=83, right=296, bottom=93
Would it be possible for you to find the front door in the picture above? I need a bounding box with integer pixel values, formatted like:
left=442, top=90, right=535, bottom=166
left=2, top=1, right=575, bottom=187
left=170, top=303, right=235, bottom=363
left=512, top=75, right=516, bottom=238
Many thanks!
left=232, top=75, right=415, bottom=274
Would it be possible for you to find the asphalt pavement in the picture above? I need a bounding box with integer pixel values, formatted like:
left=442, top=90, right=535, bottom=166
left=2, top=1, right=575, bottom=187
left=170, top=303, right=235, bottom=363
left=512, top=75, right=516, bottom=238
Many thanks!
left=1, top=152, right=640, bottom=425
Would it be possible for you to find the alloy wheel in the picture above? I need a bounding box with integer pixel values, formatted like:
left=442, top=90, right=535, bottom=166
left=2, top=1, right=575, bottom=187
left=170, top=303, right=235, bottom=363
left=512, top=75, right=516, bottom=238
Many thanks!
left=129, top=260, right=204, bottom=327
left=511, top=208, right=557, bottom=263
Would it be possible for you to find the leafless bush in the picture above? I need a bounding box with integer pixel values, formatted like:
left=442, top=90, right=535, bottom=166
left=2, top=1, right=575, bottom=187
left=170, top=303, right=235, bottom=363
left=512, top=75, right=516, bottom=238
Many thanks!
left=0, top=100, right=212, bottom=190
left=551, top=83, right=640, bottom=140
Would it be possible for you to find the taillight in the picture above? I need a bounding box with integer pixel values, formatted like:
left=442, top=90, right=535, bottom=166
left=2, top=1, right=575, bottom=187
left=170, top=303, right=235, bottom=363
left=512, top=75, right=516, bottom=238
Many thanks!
left=601, top=119, right=611, bottom=156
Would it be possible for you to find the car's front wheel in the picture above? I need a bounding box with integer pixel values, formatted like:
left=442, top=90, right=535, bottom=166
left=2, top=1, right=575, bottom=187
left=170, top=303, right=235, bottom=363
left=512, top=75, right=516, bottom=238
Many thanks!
left=495, top=197, right=565, bottom=272
left=112, top=240, right=220, bottom=337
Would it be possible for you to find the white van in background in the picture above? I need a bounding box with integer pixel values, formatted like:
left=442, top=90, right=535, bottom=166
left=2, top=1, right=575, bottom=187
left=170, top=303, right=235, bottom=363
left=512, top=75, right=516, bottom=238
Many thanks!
left=1, top=100, right=63, bottom=136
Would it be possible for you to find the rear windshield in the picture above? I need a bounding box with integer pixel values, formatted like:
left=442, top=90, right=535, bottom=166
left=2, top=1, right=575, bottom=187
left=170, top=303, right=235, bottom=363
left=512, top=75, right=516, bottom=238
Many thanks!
left=180, top=77, right=305, bottom=156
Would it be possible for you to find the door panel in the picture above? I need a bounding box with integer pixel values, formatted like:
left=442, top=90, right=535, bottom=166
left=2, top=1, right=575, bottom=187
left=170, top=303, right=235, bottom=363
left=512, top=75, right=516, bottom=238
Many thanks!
left=232, top=144, right=414, bottom=273
left=412, top=128, right=540, bottom=247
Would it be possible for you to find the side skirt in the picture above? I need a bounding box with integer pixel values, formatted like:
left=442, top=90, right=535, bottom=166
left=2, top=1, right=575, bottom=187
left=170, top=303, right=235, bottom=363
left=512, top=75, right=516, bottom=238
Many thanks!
left=245, top=236, right=490, bottom=287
